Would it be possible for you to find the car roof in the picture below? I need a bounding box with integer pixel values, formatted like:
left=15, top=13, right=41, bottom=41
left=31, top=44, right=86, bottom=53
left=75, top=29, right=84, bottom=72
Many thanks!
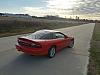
left=36, top=29, right=60, bottom=33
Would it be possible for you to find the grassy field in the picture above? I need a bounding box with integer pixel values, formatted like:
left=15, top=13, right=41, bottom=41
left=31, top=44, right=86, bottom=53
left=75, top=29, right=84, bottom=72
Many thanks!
left=0, top=16, right=87, bottom=37
left=88, top=23, right=100, bottom=75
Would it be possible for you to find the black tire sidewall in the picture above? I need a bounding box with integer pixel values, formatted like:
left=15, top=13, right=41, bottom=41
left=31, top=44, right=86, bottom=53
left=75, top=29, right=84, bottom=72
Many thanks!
left=48, top=46, right=56, bottom=58
left=68, top=40, right=74, bottom=48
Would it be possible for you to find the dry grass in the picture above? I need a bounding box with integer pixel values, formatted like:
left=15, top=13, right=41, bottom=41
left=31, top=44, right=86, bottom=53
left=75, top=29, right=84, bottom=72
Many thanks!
left=88, top=23, right=100, bottom=75
left=0, top=16, right=86, bottom=37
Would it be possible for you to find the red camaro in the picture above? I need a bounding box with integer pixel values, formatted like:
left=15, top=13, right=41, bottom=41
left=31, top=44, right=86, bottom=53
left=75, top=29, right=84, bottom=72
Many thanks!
left=16, top=29, right=74, bottom=58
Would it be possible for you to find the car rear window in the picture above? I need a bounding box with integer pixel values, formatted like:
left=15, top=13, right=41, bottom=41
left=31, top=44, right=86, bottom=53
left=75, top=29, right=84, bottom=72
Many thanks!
left=26, top=30, right=50, bottom=39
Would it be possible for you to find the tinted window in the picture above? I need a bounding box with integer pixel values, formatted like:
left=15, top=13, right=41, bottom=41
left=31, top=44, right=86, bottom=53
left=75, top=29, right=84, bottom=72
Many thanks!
left=26, top=31, right=50, bottom=39
left=54, top=32, right=65, bottom=39
left=40, top=33, right=53, bottom=39
left=52, top=33, right=57, bottom=39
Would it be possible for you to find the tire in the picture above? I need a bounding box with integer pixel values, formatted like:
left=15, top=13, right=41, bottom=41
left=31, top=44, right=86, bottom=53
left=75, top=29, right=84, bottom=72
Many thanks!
left=48, top=46, right=56, bottom=58
left=68, top=40, right=74, bottom=48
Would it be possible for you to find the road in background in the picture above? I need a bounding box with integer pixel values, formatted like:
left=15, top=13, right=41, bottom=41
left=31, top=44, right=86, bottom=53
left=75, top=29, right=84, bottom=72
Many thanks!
left=0, top=23, right=95, bottom=75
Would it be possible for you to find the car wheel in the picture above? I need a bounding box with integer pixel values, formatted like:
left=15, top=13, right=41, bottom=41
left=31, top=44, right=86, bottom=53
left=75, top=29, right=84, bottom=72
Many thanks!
left=48, top=46, right=56, bottom=58
left=68, top=40, right=74, bottom=48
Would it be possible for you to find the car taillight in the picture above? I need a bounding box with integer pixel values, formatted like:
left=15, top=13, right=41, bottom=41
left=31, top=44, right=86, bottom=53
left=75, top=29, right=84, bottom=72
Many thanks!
left=17, top=38, right=42, bottom=48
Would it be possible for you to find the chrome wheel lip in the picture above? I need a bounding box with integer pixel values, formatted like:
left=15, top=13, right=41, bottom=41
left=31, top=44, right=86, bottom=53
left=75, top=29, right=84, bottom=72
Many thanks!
left=50, top=47, right=56, bottom=57
left=69, top=41, right=74, bottom=48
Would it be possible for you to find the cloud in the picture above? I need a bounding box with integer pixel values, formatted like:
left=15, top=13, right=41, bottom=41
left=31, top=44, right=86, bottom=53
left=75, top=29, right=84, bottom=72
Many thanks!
left=22, top=0, right=80, bottom=17
left=45, top=0, right=100, bottom=14
left=74, top=0, right=100, bottom=14
left=22, top=7, right=45, bottom=16
left=22, top=6, right=71, bottom=17
left=22, top=0, right=100, bottom=19
left=45, top=0, right=79, bottom=9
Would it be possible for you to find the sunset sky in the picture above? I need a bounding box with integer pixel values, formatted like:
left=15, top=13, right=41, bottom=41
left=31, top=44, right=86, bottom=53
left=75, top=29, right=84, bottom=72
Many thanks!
left=0, top=0, right=100, bottom=20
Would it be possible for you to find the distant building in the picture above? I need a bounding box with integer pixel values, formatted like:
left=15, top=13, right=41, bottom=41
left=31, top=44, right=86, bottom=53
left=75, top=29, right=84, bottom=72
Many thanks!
left=0, top=13, right=32, bottom=18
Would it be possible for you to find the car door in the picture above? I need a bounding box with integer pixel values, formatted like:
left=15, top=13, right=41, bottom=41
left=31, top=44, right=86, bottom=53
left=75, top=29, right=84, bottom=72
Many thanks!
left=53, top=32, right=66, bottom=51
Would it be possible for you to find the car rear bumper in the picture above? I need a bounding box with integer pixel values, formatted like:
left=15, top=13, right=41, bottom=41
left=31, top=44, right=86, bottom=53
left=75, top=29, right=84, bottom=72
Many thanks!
left=15, top=45, right=48, bottom=56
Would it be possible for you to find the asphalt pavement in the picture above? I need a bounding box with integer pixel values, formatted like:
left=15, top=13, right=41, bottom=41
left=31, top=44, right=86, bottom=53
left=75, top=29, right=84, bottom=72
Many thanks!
left=0, top=23, right=95, bottom=75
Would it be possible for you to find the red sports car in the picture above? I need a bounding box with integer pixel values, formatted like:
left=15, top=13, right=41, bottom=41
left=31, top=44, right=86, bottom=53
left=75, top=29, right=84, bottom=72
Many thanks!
left=16, top=29, right=74, bottom=58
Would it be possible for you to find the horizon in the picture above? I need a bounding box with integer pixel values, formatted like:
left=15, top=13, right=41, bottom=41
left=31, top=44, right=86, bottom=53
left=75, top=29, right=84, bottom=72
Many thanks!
left=0, top=0, right=100, bottom=20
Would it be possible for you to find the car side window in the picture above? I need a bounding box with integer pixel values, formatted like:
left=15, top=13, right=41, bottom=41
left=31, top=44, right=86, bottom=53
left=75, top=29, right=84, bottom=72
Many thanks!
left=40, top=33, right=53, bottom=39
left=54, top=32, right=65, bottom=39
